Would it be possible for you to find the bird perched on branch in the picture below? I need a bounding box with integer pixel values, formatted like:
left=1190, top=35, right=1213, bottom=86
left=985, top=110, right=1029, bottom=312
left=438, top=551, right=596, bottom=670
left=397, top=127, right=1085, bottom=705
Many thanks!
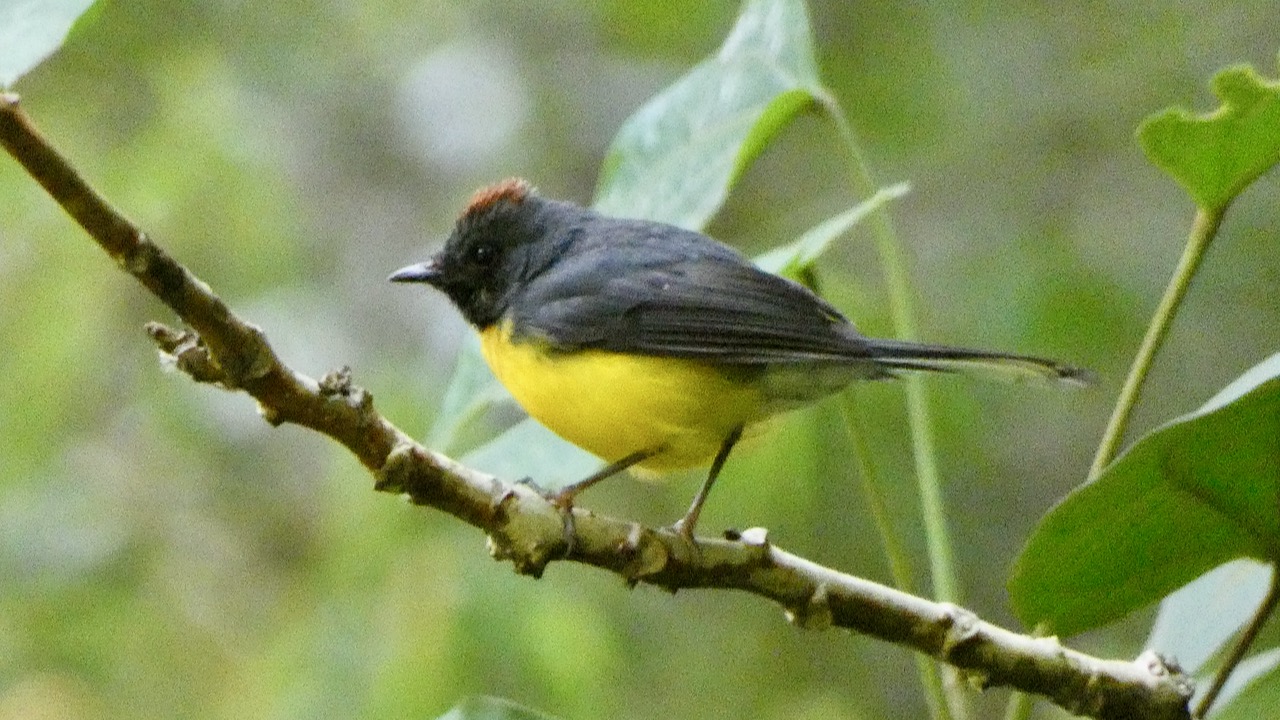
left=391, top=178, right=1089, bottom=544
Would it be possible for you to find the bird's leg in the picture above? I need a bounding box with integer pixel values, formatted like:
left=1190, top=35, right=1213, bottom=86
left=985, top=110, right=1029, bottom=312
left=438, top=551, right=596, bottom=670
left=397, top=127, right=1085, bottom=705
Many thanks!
left=670, top=424, right=744, bottom=545
left=546, top=448, right=657, bottom=553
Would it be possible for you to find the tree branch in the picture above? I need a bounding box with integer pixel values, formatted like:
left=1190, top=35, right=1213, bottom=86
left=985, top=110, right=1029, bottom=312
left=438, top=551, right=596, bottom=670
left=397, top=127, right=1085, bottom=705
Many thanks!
left=1, top=92, right=1193, bottom=720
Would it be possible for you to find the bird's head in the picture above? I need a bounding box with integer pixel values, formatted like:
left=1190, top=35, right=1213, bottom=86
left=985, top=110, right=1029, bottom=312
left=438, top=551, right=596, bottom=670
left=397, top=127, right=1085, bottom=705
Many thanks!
left=390, top=178, right=558, bottom=328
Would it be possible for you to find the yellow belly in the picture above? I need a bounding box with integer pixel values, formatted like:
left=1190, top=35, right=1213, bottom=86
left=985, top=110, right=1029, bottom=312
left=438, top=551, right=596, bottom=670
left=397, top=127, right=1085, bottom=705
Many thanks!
left=479, top=323, right=764, bottom=471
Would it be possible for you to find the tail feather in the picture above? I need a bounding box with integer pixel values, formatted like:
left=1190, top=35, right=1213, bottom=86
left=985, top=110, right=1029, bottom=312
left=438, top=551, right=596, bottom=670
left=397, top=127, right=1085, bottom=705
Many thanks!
left=863, top=338, right=1095, bottom=388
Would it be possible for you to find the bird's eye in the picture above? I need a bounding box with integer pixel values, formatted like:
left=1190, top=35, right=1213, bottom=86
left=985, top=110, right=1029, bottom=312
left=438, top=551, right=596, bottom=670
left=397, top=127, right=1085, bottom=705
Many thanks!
left=469, top=244, right=495, bottom=266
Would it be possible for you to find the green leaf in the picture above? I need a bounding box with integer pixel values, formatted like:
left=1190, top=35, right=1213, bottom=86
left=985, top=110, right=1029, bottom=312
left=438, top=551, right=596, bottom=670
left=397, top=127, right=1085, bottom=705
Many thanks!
left=1009, top=353, right=1280, bottom=637
left=1147, top=559, right=1273, bottom=676
left=428, top=334, right=527, bottom=457
left=437, top=696, right=563, bottom=720
left=0, top=0, right=97, bottom=88
left=429, top=336, right=601, bottom=488
left=593, top=0, right=826, bottom=230
left=755, top=182, right=910, bottom=277
left=428, top=341, right=600, bottom=488
left=462, top=418, right=601, bottom=490
left=1212, top=648, right=1280, bottom=720
left=1138, top=58, right=1280, bottom=211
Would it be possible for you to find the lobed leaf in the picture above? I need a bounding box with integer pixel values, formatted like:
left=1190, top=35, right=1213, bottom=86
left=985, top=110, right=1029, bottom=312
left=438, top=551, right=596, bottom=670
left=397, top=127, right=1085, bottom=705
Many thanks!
left=1138, top=58, right=1280, bottom=211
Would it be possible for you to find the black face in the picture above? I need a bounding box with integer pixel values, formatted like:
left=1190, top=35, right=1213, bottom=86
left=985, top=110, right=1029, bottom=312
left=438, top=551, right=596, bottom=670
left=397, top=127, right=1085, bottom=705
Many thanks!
left=391, top=193, right=556, bottom=329
left=435, top=202, right=523, bottom=326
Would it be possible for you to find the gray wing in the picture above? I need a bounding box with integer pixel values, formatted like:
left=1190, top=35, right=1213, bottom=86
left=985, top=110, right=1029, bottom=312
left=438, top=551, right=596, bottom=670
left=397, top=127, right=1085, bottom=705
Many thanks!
left=509, top=218, right=1091, bottom=387
left=513, top=224, right=875, bottom=364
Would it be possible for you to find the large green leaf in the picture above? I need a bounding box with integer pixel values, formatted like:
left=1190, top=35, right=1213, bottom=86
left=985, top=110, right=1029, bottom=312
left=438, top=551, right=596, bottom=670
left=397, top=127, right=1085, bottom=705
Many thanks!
left=1009, top=354, right=1280, bottom=637
left=0, top=0, right=97, bottom=88
left=1138, top=58, right=1280, bottom=211
left=593, top=0, right=826, bottom=230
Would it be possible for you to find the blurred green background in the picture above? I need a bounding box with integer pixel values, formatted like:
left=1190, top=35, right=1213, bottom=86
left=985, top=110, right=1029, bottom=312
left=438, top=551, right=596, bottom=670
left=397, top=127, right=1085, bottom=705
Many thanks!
left=2, top=1, right=1278, bottom=718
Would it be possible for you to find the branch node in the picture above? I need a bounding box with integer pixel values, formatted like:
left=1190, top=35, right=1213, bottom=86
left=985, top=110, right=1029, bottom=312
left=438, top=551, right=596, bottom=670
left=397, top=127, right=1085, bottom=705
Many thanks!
left=936, top=602, right=983, bottom=681
left=119, top=230, right=156, bottom=276
left=235, top=322, right=281, bottom=384
left=617, top=523, right=647, bottom=589
left=483, top=486, right=572, bottom=579
left=319, top=366, right=353, bottom=396
left=621, top=522, right=644, bottom=553
left=786, top=582, right=834, bottom=630
left=937, top=603, right=981, bottom=658
left=491, top=487, right=519, bottom=523
left=145, top=322, right=230, bottom=386
left=487, top=528, right=558, bottom=579
left=617, top=524, right=670, bottom=584
left=259, top=403, right=284, bottom=426
left=1138, top=650, right=1169, bottom=677
left=724, top=527, right=772, bottom=568
left=146, top=320, right=185, bottom=352
left=1137, top=651, right=1193, bottom=696
left=317, top=365, right=375, bottom=418
left=734, top=526, right=771, bottom=548
left=374, top=441, right=421, bottom=494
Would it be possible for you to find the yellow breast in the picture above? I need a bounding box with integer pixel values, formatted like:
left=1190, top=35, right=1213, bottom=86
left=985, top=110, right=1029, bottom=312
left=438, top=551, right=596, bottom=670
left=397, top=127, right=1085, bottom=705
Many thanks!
left=479, top=322, right=764, bottom=471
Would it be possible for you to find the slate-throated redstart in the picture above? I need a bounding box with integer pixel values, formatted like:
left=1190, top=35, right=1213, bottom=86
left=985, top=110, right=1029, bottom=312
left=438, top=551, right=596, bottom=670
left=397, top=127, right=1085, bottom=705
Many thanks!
left=391, top=178, right=1089, bottom=542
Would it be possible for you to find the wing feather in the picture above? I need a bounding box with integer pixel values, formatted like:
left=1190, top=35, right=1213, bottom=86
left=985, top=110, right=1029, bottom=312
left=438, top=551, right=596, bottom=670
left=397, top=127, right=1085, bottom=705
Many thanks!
left=505, top=216, right=1089, bottom=387
left=513, top=223, right=872, bottom=364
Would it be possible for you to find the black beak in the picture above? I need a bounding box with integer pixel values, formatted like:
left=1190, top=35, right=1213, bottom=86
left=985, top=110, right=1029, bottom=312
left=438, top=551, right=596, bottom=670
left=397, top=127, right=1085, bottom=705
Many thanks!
left=388, top=258, right=442, bottom=285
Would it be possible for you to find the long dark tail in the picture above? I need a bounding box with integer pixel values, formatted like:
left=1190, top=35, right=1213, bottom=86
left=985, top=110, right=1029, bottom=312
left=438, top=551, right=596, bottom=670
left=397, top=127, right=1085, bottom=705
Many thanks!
left=863, top=338, right=1095, bottom=388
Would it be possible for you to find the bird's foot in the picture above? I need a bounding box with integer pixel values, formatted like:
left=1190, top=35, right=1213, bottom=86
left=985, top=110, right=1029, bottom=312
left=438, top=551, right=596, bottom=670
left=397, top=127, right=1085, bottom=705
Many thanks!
left=541, top=486, right=580, bottom=557
left=665, top=515, right=703, bottom=560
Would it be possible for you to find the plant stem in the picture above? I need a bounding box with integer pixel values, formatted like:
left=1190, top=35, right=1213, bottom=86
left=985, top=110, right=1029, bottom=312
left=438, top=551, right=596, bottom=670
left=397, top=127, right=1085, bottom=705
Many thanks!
left=823, top=96, right=967, bottom=720
left=1194, top=566, right=1280, bottom=718
left=838, top=394, right=952, bottom=720
left=823, top=99, right=960, bottom=604
left=1002, top=690, right=1034, bottom=720
left=837, top=394, right=916, bottom=590
left=1088, top=206, right=1225, bottom=478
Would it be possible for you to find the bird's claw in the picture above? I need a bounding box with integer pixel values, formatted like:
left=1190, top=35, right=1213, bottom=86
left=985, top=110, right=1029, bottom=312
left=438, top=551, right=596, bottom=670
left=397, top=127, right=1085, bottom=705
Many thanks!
left=666, top=517, right=703, bottom=560
left=543, top=487, right=579, bottom=557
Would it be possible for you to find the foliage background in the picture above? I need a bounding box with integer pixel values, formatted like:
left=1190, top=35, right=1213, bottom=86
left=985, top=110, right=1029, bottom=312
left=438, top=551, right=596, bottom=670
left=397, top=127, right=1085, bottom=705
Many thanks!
left=2, top=1, right=1278, bottom=718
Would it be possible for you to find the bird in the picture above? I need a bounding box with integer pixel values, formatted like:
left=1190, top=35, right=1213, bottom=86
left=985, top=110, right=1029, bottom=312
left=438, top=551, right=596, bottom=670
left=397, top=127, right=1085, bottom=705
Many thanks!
left=390, top=178, right=1090, bottom=544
